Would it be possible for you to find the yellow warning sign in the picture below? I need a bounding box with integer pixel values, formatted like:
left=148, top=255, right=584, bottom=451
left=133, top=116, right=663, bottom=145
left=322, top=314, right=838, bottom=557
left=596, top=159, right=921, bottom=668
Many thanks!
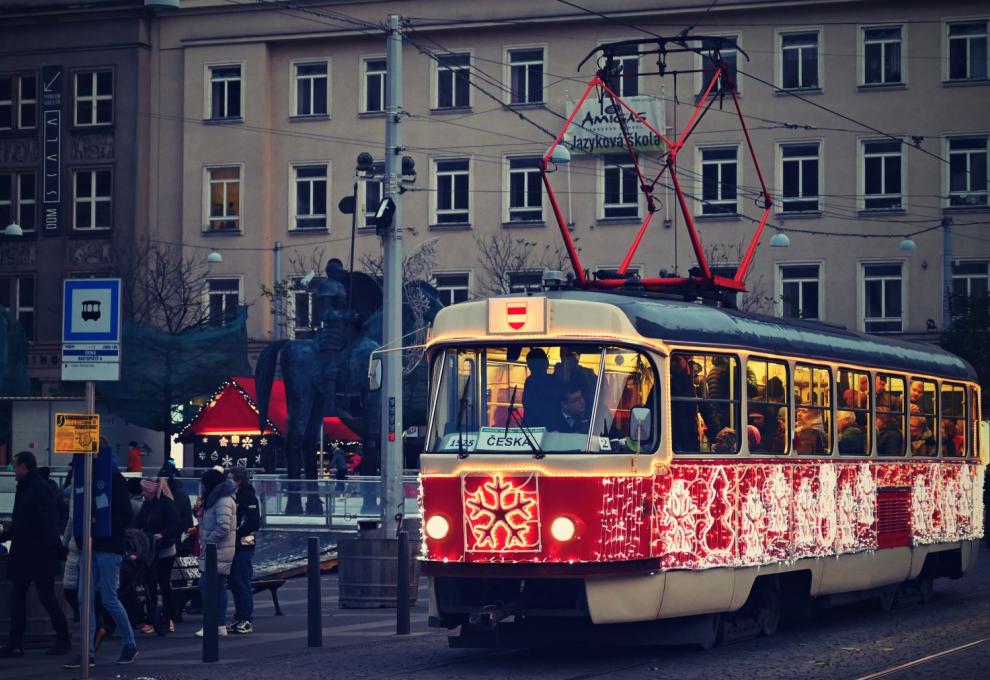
left=54, top=413, right=100, bottom=454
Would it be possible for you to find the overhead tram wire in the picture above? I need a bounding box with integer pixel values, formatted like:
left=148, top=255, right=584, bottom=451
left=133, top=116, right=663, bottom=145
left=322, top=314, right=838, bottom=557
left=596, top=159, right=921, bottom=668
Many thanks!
left=213, top=3, right=984, bottom=246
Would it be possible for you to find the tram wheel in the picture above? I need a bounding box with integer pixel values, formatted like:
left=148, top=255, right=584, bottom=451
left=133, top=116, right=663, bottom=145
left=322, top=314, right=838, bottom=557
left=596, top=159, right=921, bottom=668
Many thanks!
left=754, top=577, right=783, bottom=637
left=693, top=613, right=724, bottom=651
left=917, top=575, right=934, bottom=604
left=875, top=586, right=898, bottom=612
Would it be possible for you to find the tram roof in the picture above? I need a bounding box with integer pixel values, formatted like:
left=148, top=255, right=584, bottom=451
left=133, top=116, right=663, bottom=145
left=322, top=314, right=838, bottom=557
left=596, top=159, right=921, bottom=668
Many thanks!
left=544, top=290, right=977, bottom=382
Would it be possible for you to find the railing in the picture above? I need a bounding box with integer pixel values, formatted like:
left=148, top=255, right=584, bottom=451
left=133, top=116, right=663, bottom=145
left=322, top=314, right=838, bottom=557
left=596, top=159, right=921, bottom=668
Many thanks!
left=0, top=471, right=420, bottom=529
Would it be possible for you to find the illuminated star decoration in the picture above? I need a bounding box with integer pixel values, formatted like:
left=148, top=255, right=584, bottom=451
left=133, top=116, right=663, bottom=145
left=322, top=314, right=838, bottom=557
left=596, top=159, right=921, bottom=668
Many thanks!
left=464, top=475, right=539, bottom=551
left=219, top=436, right=229, bottom=448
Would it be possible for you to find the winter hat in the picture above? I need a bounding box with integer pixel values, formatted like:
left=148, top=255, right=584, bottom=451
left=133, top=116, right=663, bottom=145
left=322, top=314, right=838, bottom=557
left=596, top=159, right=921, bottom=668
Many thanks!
left=200, top=468, right=225, bottom=496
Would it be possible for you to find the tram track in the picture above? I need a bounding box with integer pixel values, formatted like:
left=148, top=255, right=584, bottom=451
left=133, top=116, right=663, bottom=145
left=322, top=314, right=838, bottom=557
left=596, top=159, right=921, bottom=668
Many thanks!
left=853, top=638, right=990, bottom=680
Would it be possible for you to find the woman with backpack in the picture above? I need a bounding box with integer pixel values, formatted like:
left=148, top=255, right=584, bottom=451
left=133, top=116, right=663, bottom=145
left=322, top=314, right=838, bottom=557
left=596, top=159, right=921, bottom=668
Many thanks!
left=134, top=478, right=182, bottom=634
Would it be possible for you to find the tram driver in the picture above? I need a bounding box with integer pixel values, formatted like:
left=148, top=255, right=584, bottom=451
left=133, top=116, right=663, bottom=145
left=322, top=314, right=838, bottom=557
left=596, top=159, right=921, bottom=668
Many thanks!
left=549, top=383, right=591, bottom=434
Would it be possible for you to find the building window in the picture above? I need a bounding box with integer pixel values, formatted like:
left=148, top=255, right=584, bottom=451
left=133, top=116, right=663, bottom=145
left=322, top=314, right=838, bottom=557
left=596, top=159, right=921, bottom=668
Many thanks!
left=507, top=157, right=542, bottom=222
left=603, top=43, right=639, bottom=97
left=0, top=74, right=37, bottom=130
left=72, top=169, right=112, bottom=231
left=507, top=270, right=543, bottom=293
left=779, top=264, right=821, bottom=320
left=508, top=48, right=544, bottom=104
left=781, top=32, right=819, bottom=89
left=208, top=65, right=241, bottom=120
left=0, top=172, right=36, bottom=232
left=947, top=137, right=988, bottom=207
left=0, top=276, right=35, bottom=342
left=863, top=26, right=903, bottom=85
left=699, top=36, right=739, bottom=95
left=947, top=21, right=988, bottom=81
left=863, top=262, right=903, bottom=333
left=436, top=52, right=470, bottom=109
left=780, top=142, right=820, bottom=213
left=360, top=160, right=384, bottom=228
left=205, top=166, right=240, bottom=232
left=74, top=70, right=112, bottom=127
left=602, top=156, right=639, bottom=218
left=292, top=61, right=328, bottom=117
left=434, top=273, right=470, bottom=306
left=290, top=275, right=316, bottom=338
left=862, top=140, right=903, bottom=210
left=291, top=164, right=328, bottom=230
left=364, top=58, right=386, bottom=113
left=952, top=260, right=989, bottom=299
left=434, top=159, right=469, bottom=225
left=206, top=279, right=239, bottom=327
left=700, top=147, right=738, bottom=214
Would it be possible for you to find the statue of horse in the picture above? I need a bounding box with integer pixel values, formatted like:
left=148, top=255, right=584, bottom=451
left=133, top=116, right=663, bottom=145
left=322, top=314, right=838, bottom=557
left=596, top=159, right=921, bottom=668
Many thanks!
left=254, top=264, right=443, bottom=514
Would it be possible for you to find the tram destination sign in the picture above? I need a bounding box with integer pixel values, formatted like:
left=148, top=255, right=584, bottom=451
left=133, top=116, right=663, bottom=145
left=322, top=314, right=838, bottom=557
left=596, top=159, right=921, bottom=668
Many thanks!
left=62, top=278, right=121, bottom=381
left=54, top=413, right=100, bottom=454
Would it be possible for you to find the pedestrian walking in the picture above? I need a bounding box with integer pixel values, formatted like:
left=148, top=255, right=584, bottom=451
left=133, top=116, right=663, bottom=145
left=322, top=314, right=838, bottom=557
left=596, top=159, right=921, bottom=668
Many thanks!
left=64, top=463, right=138, bottom=669
left=227, top=467, right=260, bottom=634
left=134, top=478, right=181, bottom=634
left=194, top=468, right=237, bottom=638
left=0, top=451, right=71, bottom=658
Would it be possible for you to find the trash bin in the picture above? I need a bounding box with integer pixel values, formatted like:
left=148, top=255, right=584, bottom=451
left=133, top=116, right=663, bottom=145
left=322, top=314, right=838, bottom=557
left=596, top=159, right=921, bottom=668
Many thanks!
left=337, top=520, right=419, bottom=608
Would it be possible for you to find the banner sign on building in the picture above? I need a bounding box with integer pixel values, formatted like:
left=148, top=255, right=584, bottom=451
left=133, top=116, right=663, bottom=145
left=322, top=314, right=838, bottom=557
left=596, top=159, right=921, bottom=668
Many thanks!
left=41, top=65, right=62, bottom=233
left=564, top=95, right=666, bottom=154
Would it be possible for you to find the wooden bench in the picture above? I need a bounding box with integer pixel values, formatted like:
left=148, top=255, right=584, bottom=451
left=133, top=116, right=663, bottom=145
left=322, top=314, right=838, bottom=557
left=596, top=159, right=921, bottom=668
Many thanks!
left=170, top=557, right=287, bottom=620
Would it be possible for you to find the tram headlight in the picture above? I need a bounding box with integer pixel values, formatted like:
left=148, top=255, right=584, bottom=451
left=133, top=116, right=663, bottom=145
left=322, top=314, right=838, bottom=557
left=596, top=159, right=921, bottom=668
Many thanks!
left=550, top=516, right=576, bottom=542
left=425, top=514, right=450, bottom=540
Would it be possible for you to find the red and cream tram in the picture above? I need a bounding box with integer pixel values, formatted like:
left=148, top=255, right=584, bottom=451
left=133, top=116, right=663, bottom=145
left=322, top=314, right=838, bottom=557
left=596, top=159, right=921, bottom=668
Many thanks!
left=418, top=291, right=986, bottom=646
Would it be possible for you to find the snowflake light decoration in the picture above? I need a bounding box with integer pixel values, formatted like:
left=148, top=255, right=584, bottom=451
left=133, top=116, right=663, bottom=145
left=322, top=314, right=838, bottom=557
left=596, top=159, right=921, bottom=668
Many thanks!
left=241, top=436, right=253, bottom=449
left=463, top=475, right=540, bottom=552
left=221, top=454, right=233, bottom=467
left=259, top=437, right=268, bottom=447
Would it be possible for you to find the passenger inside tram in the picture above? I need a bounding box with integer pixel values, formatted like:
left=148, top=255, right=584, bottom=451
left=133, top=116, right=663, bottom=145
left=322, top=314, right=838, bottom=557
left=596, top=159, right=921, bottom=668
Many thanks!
left=837, top=410, right=866, bottom=454
left=876, top=412, right=905, bottom=456
left=909, top=403, right=936, bottom=456
left=552, top=346, right=598, bottom=406
left=521, top=348, right=557, bottom=429
left=549, top=383, right=591, bottom=434
left=794, top=407, right=828, bottom=454
left=942, top=418, right=965, bottom=457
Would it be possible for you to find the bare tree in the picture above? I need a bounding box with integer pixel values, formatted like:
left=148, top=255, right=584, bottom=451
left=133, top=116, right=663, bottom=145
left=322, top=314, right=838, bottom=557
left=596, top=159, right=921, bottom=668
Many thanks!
left=118, top=242, right=212, bottom=333
left=702, top=240, right=775, bottom=314
left=473, top=233, right=577, bottom=297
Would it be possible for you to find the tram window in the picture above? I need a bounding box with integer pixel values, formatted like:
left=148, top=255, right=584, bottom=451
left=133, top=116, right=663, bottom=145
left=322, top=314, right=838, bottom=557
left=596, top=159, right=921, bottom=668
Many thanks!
left=590, top=348, right=660, bottom=451
left=746, top=357, right=788, bottom=454
left=671, top=352, right=741, bottom=454
left=427, top=344, right=660, bottom=454
left=908, top=379, right=938, bottom=456
left=876, top=374, right=906, bottom=456
left=941, top=382, right=967, bottom=458
left=970, top=386, right=980, bottom=460
left=794, top=364, right=832, bottom=454
left=837, top=368, right=870, bottom=455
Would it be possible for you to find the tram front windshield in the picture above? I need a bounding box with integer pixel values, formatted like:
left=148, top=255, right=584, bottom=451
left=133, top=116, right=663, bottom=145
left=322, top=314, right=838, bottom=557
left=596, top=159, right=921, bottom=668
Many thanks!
left=428, top=344, right=659, bottom=454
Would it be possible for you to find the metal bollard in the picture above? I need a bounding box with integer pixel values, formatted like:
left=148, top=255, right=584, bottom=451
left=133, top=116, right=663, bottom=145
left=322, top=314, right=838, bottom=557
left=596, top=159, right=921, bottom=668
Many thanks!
left=396, top=530, right=410, bottom=635
left=307, top=537, right=322, bottom=647
left=202, top=543, right=219, bottom=663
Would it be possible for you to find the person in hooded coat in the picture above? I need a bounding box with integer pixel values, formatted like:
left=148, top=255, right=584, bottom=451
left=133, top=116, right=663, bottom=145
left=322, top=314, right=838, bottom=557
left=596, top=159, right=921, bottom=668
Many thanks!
left=194, top=469, right=237, bottom=638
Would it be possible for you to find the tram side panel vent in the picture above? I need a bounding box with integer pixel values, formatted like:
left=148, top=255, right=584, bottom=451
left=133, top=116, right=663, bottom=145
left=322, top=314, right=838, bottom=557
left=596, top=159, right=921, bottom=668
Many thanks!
left=876, top=488, right=911, bottom=549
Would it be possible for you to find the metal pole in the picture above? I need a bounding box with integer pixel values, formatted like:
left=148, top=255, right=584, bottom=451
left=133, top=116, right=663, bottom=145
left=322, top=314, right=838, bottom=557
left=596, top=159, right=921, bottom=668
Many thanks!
left=396, top=530, right=410, bottom=635
left=307, top=537, right=322, bottom=647
left=348, top=181, right=358, bottom=313
left=202, top=543, right=218, bottom=663
left=80, top=380, right=95, bottom=678
left=381, top=13, right=404, bottom=536
left=942, top=216, right=953, bottom=330
left=273, top=240, right=283, bottom=341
